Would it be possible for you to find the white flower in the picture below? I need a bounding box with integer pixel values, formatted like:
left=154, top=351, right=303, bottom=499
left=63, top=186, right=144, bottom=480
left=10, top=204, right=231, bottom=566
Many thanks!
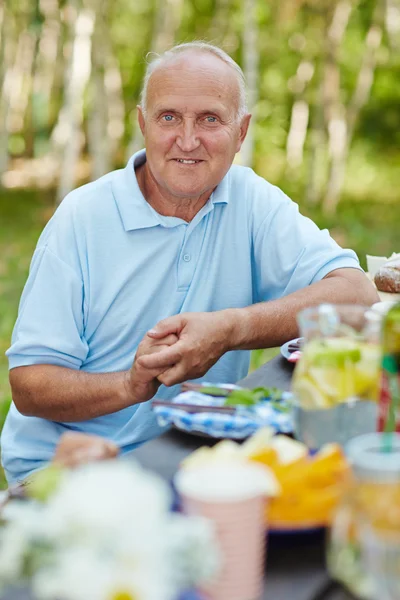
left=44, top=462, right=171, bottom=543
left=0, top=525, right=27, bottom=583
left=0, top=502, right=46, bottom=584
left=0, top=461, right=218, bottom=600
left=33, top=547, right=173, bottom=600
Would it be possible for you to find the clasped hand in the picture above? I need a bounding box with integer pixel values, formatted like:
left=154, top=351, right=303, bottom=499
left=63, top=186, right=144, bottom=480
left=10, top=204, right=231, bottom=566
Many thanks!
left=133, top=311, right=234, bottom=395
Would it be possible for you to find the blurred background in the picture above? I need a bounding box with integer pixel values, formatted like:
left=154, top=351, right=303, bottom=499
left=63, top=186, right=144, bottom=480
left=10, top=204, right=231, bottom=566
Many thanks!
left=0, top=0, right=399, bottom=487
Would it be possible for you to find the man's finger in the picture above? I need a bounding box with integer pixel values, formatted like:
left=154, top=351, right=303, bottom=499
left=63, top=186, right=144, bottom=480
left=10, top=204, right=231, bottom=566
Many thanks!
left=147, top=315, right=185, bottom=339
left=137, top=344, right=183, bottom=369
left=145, top=332, right=178, bottom=348
left=157, top=363, right=188, bottom=387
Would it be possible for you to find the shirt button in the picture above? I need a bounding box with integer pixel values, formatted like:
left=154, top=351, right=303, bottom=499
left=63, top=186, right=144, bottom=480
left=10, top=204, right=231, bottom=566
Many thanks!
left=183, top=254, right=191, bottom=262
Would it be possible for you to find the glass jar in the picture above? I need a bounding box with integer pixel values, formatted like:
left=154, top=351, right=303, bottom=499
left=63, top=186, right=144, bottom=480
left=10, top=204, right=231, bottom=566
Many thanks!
left=327, top=433, right=400, bottom=599
left=292, top=304, right=382, bottom=448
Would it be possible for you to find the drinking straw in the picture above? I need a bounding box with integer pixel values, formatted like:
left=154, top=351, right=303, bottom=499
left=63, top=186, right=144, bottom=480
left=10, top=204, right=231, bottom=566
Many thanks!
left=382, top=355, right=400, bottom=453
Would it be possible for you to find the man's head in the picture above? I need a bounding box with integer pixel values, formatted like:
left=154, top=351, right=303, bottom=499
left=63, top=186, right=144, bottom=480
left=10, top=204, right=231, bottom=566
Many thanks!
left=137, top=42, right=251, bottom=202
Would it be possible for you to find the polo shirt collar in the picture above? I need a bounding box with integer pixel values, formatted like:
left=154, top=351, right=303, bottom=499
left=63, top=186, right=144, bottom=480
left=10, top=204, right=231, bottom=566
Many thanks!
left=112, top=149, right=229, bottom=232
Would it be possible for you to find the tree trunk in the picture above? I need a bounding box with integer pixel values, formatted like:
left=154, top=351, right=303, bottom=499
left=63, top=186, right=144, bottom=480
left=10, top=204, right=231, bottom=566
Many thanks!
left=323, top=1, right=383, bottom=214
left=24, top=0, right=43, bottom=158
left=87, top=0, right=109, bottom=180
left=385, top=0, right=400, bottom=49
left=31, top=0, right=61, bottom=141
left=54, top=0, right=95, bottom=204
left=286, top=60, right=314, bottom=170
left=6, top=13, right=37, bottom=138
left=240, top=0, right=259, bottom=168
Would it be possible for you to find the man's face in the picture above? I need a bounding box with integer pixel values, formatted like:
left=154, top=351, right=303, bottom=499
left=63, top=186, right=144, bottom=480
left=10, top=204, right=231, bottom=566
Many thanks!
left=138, top=53, right=250, bottom=200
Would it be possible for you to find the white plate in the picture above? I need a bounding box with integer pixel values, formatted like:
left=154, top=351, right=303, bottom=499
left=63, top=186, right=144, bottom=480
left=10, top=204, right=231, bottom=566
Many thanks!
left=280, top=338, right=303, bottom=361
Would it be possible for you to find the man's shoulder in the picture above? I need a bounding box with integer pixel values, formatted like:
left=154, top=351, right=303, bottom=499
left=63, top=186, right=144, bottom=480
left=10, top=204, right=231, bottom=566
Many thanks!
left=227, top=164, right=290, bottom=211
left=60, top=169, right=122, bottom=214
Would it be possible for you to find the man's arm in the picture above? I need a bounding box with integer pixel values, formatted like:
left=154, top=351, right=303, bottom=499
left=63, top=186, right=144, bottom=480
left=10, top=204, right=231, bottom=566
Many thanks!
left=228, top=268, right=379, bottom=350
left=139, top=268, right=379, bottom=386
left=9, top=333, right=178, bottom=421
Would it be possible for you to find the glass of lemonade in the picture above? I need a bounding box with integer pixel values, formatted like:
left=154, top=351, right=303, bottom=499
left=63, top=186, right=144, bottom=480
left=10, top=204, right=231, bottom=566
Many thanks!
left=292, top=305, right=382, bottom=448
left=328, top=433, right=400, bottom=600
left=293, top=304, right=381, bottom=409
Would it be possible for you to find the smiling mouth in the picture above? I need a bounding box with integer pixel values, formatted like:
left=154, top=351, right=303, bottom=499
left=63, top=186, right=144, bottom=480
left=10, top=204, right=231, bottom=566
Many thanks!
left=173, top=159, right=203, bottom=164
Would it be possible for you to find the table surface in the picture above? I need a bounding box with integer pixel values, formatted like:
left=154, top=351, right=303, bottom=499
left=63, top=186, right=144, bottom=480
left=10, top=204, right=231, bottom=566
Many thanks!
left=1, top=355, right=354, bottom=600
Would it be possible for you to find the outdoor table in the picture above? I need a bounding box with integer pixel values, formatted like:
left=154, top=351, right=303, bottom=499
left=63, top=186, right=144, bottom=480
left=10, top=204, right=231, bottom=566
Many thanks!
left=1, top=356, right=356, bottom=600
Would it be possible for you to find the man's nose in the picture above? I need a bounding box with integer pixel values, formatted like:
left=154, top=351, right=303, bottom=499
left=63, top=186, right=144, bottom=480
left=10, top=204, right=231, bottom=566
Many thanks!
left=176, top=120, right=200, bottom=152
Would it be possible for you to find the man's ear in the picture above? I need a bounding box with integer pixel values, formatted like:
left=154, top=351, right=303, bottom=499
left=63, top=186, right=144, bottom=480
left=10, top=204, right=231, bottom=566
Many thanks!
left=137, top=105, right=146, bottom=136
left=236, top=113, right=252, bottom=153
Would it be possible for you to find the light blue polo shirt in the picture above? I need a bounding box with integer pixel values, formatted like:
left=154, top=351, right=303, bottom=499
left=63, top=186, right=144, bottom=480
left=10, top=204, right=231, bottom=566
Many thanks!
left=1, top=150, right=361, bottom=483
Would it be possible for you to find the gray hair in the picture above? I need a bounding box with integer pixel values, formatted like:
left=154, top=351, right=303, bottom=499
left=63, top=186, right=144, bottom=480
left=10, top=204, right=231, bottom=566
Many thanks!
left=140, top=41, right=248, bottom=121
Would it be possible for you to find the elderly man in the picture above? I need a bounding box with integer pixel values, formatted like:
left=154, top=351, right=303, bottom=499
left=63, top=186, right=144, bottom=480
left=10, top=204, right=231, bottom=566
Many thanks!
left=1, top=42, right=378, bottom=484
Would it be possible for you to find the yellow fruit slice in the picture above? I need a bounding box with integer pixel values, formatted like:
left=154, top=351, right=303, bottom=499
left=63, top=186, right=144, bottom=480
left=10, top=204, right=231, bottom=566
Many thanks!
left=306, top=338, right=361, bottom=368
left=293, top=376, right=332, bottom=409
left=240, top=426, right=275, bottom=458
left=353, top=343, right=381, bottom=398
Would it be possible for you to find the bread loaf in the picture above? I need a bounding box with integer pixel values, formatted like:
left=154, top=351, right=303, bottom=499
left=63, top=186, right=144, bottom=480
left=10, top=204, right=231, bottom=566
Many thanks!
left=374, top=259, right=400, bottom=293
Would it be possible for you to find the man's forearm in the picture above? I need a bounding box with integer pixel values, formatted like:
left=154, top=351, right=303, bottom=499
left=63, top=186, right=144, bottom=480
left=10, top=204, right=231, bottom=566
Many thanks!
left=227, top=268, right=379, bottom=351
left=9, top=365, right=134, bottom=422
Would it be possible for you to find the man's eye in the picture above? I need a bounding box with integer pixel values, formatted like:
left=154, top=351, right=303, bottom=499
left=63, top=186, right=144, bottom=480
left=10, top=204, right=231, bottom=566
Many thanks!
left=205, top=116, right=217, bottom=123
left=162, top=115, right=174, bottom=122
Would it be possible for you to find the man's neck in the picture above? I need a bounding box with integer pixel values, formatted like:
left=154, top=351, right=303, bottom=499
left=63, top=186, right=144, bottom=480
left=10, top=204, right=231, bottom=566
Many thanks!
left=135, top=162, right=213, bottom=222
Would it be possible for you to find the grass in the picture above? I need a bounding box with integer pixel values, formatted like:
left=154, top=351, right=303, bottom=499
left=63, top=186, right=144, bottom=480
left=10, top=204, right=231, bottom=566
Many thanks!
left=0, top=187, right=399, bottom=489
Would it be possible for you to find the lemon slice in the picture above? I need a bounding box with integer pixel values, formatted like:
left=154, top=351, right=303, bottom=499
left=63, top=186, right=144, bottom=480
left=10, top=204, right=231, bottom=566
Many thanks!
left=269, top=435, right=308, bottom=464
left=306, top=338, right=361, bottom=368
left=294, top=377, right=331, bottom=409
left=308, top=366, right=356, bottom=401
left=241, top=426, right=275, bottom=458
left=353, top=343, right=381, bottom=397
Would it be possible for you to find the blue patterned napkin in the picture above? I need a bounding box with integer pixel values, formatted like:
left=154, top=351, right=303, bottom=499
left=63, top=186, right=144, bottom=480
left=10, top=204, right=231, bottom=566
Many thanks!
left=153, top=386, right=293, bottom=438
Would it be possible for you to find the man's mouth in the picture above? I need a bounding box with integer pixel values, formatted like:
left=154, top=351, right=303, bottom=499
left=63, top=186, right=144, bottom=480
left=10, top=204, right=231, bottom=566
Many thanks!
left=173, top=159, right=203, bottom=164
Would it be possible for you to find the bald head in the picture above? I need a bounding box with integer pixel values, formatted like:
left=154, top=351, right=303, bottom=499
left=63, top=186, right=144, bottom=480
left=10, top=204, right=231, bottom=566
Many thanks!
left=140, top=42, right=247, bottom=122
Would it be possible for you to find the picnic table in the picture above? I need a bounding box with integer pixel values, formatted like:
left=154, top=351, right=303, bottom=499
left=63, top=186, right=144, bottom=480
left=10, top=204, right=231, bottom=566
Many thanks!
left=1, top=356, right=355, bottom=600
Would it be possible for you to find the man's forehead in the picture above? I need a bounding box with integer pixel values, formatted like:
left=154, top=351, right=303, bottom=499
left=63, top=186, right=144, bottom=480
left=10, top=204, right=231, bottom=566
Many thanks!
left=146, top=53, right=240, bottom=111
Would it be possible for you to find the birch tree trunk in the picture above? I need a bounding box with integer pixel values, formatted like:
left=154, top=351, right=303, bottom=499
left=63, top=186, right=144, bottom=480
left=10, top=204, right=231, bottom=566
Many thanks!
left=323, top=1, right=383, bottom=214
left=87, top=0, right=109, bottom=179
left=54, top=0, right=95, bottom=204
left=240, top=0, right=259, bottom=168
left=385, top=0, right=400, bottom=49
left=32, top=0, right=61, bottom=138
left=24, top=1, right=44, bottom=158
left=126, top=0, right=184, bottom=159
left=6, top=9, right=37, bottom=140
left=286, top=60, right=314, bottom=171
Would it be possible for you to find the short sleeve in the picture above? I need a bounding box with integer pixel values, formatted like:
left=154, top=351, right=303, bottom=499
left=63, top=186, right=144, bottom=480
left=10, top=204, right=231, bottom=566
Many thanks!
left=252, top=188, right=362, bottom=302
left=6, top=245, right=89, bottom=370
